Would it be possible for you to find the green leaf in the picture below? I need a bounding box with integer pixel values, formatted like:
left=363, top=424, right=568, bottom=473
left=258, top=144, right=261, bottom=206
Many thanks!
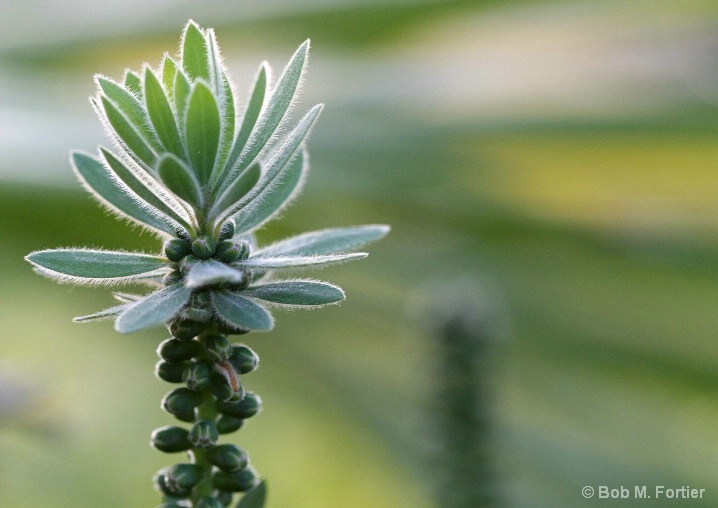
left=185, top=80, right=220, bottom=184
left=255, top=225, right=390, bottom=257
left=97, top=76, right=160, bottom=151
left=115, top=284, right=192, bottom=334
left=206, top=29, right=224, bottom=96
left=161, top=55, right=179, bottom=102
left=211, top=291, right=274, bottom=331
left=157, top=153, right=203, bottom=209
left=232, top=149, right=306, bottom=235
left=181, top=21, right=210, bottom=82
left=186, top=259, right=244, bottom=289
left=236, top=480, right=267, bottom=508
left=236, top=252, right=367, bottom=270
left=209, top=162, right=261, bottom=225
left=174, top=67, right=191, bottom=124
left=212, top=63, right=266, bottom=188
left=243, top=280, right=344, bottom=306
left=26, top=249, right=167, bottom=284
left=71, top=151, right=177, bottom=235
left=144, top=67, right=185, bottom=157
left=124, top=70, right=142, bottom=96
left=213, top=73, right=236, bottom=177
left=74, top=303, right=130, bottom=323
left=99, top=95, right=157, bottom=168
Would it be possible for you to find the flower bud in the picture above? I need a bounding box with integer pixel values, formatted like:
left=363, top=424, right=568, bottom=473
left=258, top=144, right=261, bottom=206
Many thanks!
left=162, top=388, right=203, bottom=422
left=209, top=367, right=244, bottom=403
left=208, top=444, right=248, bottom=472
left=212, top=466, right=258, bottom=492
left=229, top=345, right=259, bottom=374
left=166, top=463, right=202, bottom=492
left=158, top=338, right=200, bottom=362
left=163, top=270, right=184, bottom=286
left=203, top=334, right=232, bottom=362
left=183, top=361, right=210, bottom=391
left=215, top=490, right=233, bottom=506
left=151, top=425, right=192, bottom=453
left=155, top=469, right=191, bottom=498
left=216, top=392, right=261, bottom=419
left=216, top=415, right=244, bottom=434
left=178, top=254, right=199, bottom=275
left=195, top=498, right=223, bottom=508
left=215, top=240, right=249, bottom=263
left=192, top=291, right=212, bottom=308
left=192, top=236, right=217, bottom=260
left=164, top=238, right=192, bottom=262
left=155, top=360, right=190, bottom=383
left=218, top=221, right=235, bottom=240
left=169, top=318, right=205, bottom=341
left=189, top=419, right=219, bottom=449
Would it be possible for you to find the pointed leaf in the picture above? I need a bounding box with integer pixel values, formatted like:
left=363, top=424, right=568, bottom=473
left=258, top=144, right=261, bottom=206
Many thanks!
left=212, top=291, right=274, bottom=331
left=145, top=67, right=184, bottom=157
left=71, top=151, right=176, bottom=235
left=174, top=68, right=192, bottom=124
left=256, top=225, right=390, bottom=257
left=209, top=162, right=260, bottom=224
left=206, top=29, right=225, bottom=96
left=115, top=284, right=192, bottom=334
left=181, top=21, right=211, bottom=82
left=97, top=76, right=160, bottom=151
left=124, top=70, right=142, bottom=96
left=185, top=80, right=220, bottom=184
left=74, top=303, right=130, bottom=323
left=26, top=249, right=167, bottom=284
left=236, top=480, right=267, bottom=508
left=157, top=153, right=203, bottom=209
left=236, top=253, right=367, bottom=270
left=112, top=292, right=143, bottom=303
left=243, top=280, right=344, bottom=306
left=162, top=55, right=179, bottom=102
left=186, top=259, right=244, bottom=289
left=100, top=95, right=157, bottom=167
left=213, top=72, right=236, bottom=177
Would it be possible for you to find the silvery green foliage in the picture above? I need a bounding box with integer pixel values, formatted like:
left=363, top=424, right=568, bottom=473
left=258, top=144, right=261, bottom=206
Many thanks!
left=25, top=21, right=389, bottom=335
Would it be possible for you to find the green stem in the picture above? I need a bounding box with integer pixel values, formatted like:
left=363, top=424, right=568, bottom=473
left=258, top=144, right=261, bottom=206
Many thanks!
left=191, top=390, right=219, bottom=503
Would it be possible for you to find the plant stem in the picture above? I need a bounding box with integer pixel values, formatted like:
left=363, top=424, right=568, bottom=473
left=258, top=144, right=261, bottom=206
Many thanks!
left=191, top=391, right=219, bottom=503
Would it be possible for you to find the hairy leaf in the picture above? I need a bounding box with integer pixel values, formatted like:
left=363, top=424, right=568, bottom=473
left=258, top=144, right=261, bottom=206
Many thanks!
left=243, top=280, right=344, bottom=306
left=211, top=291, right=274, bottom=331
left=145, top=67, right=184, bottom=157
left=124, top=70, right=142, bottom=96
left=209, top=162, right=261, bottom=225
left=174, top=67, right=192, bottom=125
left=74, top=303, right=130, bottom=323
left=236, top=252, right=367, bottom=270
left=100, top=96, right=157, bottom=168
left=181, top=21, right=210, bottom=82
left=97, top=76, right=160, bottom=151
left=185, top=80, right=220, bottom=184
left=115, top=284, right=192, bottom=333
left=255, top=225, right=390, bottom=257
left=186, top=259, right=244, bottom=289
left=236, top=481, right=267, bottom=508
left=157, top=153, right=203, bottom=209
left=161, top=55, right=179, bottom=102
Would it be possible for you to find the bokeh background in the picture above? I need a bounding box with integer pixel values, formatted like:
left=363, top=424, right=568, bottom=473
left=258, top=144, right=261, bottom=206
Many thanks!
left=2, top=0, right=718, bottom=507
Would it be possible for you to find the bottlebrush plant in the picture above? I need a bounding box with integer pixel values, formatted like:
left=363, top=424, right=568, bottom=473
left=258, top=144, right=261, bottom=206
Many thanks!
left=25, top=20, right=388, bottom=508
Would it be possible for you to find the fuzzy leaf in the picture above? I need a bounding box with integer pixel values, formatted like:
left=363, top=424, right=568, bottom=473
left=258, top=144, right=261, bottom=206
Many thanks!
left=145, top=67, right=184, bottom=157
left=100, top=96, right=157, bottom=167
left=74, top=303, right=130, bottom=323
left=72, top=151, right=176, bottom=235
left=115, top=284, right=192, bottom=334
left=124, top=70, right=142, bottom=96
left=112, top=292, right=143, bottom=303
left=161, top=55, right=179, bottom=102
left=232, top=149, right=306, bottom=234
left=236, top=252, right=367, bottom=270
left=174, top=68, right=191, bottom=125
left=211, top=290, right=274, bottom=331
left=26, top=249, right=167, bottom=283
left=97, top=77, right=159, bottom=150
left=214, top=72, right=236, bottom=176
left=185, top=80, right=220, bottom=184
left=157, top=153, right=203, bottom=209
left=256, top=225, right=390, bottom=257
left=206, top=29, right=224, bottom=97
left=186, top=259, right=244, bottom=289
left=243, top=280, right=344, bottom=306
left=209, top=162, right=261, bottom=224
left=236, top=481, right=267, bottom=508
left=181, top=21, right=210, bottom=82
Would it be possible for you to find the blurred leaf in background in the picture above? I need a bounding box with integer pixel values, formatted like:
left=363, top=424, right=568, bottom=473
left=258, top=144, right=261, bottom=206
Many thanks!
left=3, top=0, right=718, bottom=507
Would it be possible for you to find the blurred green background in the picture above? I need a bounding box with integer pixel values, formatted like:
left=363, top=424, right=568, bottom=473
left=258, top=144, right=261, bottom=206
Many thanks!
left=3, top=0, right=718, bottom=506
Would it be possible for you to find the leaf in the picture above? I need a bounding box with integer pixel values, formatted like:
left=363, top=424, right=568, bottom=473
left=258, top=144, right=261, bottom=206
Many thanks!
left=97, top=76, right=160, bottom=151
left=185, top=80, right=220, bottom=184
left=144, top=67, right=184, bottom=157
left=161, top=55, right=179, bottom=102
left=235, top=253, right=367, bottom=270
left=211, top=291, right=274, bottom=331
left=115, top=284, right=192, bottom=334
left=181, top=21, right=210, bottom=82
left=112, top=292, right=143, bottom=303
left=185, top=259, right=244, bottom=289
left=124, top=70, right=142, bottom=96
left=206, top=29, right=225, bottom=96
left=212, top=63, right=266, bottom=188
left=236, top=480, right=267, bottom=508
left=71, top=151, right=176, bottom=235
left=213, top=72, right=236, bottom=177
left=73, top=303, right=130, bottom=323
left=157, top=153, right=203, bottom=209
left=243, top=280, right=345, bottom=307
left=99, top=95, right=157, bottom=168
left=209, top=162, right=261, bottom=225
left=232, top=149, right=306, bottom=235
left=255, top=225, right=390, bottom=257
left=26, top=249, right=167, bottom=284
left=174, top=67, right=192, bottom=125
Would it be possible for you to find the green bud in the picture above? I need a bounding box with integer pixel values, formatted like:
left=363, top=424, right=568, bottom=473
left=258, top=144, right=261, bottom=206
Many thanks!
left=215, top=240, right=250, bottom=263
left=178, top=254, right=199, bottom=275
left=190, top=419, right=219, bottom=449
left=216, top=415, right=244, bottom=434
left=183, top=362, right=210, bottom=391
left=155, top=469, right=191, bottom=498
left=162, top=388, right=203, bottom=422
left=155, top=360, right=190, bottom=383
left=158, top=338, right=200, bottom=362
left=164, top=238, right=192, bottom=262
left=208, top=444, right=248, bottom=472
left=151, top=425, right=192, bottom=453
left=195, top=498, right=223, bottom=508
left=169, top=318, right=205, bottom=341
left=216, top=392, right=261, bottom=419
left=192, top=236, right=217, bottom=260
left=163, top=270, right=184, bottom=286
left=212, top=466, right=258, bottom=492
left=229, top=345, right=259, bottom=374
left=218, top=221, right=235, bottom=240
left=203, top=334, right=232, bottom=362
left=192, top=291, right=212, bottom=308
left=166, top=463, right=202, bottom=491
left=215, top=490, right=233, bottom=506
left=209, top=368, right=244, bottom=403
